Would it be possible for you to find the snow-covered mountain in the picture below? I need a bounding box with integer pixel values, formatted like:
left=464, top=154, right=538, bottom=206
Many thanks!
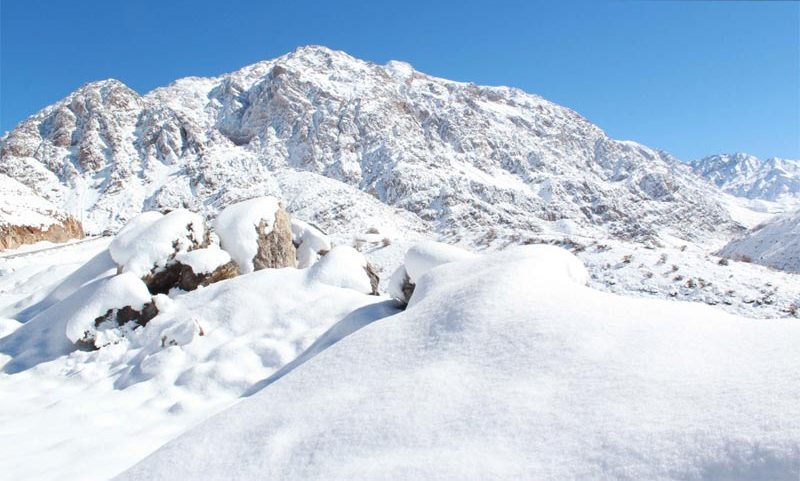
left=1, top=45, right=736, bottom=244
left=690, top=153, right=800, bottom=202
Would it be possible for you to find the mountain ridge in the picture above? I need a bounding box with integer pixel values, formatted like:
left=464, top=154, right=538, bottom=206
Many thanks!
left=1, top=45, right=737, bottom=244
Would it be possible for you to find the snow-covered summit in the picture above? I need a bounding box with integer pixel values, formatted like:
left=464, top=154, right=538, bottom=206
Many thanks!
left=690, top=153, right=800, bottom=202
left=1, top=46, right=735, bottom=243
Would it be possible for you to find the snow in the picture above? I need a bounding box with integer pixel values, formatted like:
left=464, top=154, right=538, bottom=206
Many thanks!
left=110, top=210, right=205, bottom=277
left=306, top=246, right=372, bottom=294
left=118, top=245, right=800, bottom=481
left=403, top=240, right=477, bottom=283
left=719, top=209, right=800, bottom=273
left=0, top=173, right=66, bottom=229
left=291, top=218, right=331, bottom=268
left=213, top=197, right=280, bottom=274
left=174, top=246, right=231, bottom=274
left=0, top=237, right=389, bottom=481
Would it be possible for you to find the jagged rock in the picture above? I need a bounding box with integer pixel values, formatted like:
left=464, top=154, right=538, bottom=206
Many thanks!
left=388, top=265, right=415, bottom=306
left=364, top=263, right=380, bottom=296
left=0, top=217, right=84, bottom=251
left=254, top=208, right=296, bottom=270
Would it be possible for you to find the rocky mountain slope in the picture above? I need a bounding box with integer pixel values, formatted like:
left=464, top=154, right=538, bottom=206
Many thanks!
left=1, top=46, right=736, bottom=244
left=690, top=153, right=800, bottom=202
left=0, top=174, right=83, bottom=250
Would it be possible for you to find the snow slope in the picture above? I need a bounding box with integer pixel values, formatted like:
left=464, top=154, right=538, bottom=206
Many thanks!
left=0, top=240, right=398, bottom=481
left=118, top=245, right=800, bottom=481
left=719, top=209, right=800, bottom=273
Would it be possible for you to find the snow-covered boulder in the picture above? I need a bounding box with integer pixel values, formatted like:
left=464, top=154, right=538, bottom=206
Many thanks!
left=307, top=246, right=378, bottom=295
left=64, top=273, right=153, bottom=347
left=389, top=241, right=476, bottom=304
left=173, top=246, right=240, bottom=291
left=109, top=210, right=206, bottom=292
left=213, top=197, right=296, bottom=274
left=291, top=219, right=331, bottom=268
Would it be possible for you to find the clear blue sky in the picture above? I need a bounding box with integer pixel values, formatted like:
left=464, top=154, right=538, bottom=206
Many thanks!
left=1, top=0, right=798, bottom=160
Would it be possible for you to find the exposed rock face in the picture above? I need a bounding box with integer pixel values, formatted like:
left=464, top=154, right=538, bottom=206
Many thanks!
left=253, top=207, right=296, bottom=270
left=0, top=217, right=84, bottom=250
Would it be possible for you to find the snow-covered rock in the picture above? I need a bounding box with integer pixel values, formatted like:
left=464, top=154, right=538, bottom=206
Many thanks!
left=718, top=209, right=800, bottom=273
left=117, top=245, right=800, bottom=481
left=388, top=241, right=476, bottom=304
left=690, top=153, right=800, bottom=202
left=213, top=197, right=295, bottom=273
left=306, top=246, right=376, bottom=295
left=109, top=209, right=206, bottom=281
left=291, top=219, right=331, bottom=268
left=0, top=272, right=151, bottom=370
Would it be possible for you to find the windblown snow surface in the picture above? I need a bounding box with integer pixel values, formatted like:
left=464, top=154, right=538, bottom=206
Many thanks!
left=119, top=246, right=800, bottom=481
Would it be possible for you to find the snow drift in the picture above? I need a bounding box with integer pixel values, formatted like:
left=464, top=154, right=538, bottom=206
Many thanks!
left=118, top=245, right=800, bottom=481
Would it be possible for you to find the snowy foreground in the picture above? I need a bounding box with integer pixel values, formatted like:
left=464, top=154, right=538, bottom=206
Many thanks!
left=1, top=236, right=798, bottom=480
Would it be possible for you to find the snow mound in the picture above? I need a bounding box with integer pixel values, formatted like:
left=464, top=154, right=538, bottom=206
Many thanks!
left=119, top=245, right=800, bottom=481
left=306, top=246, right=372, bottom=294
left=174, top=246, right=231, bottom=275
left=403, top=240, right=477, bottom=283
left=213, top=197, right=281, bottom=274
left=718, top=209, right=800, bottom=273
left=291, top=219, right=331, bottom=268
left=110, top=210, right=205, bottom=277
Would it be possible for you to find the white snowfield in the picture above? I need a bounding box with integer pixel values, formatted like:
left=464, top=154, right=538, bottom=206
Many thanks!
left=0, top=173, right=69, bottom=229
left=118, top=245, right=800, bottom=481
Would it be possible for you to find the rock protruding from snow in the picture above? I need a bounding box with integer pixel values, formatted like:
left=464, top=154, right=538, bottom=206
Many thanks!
left=291, top=219, right=331, bottom=268
left=61, top=273, right=152, bottom=346
left=213, top=197, right=296, bottom=274
left=173, top=247, right=240, bottom=291
left=0, top=174, right=84, bottom=250
left=307, top=246, right=377, bottom=295
left=718, top=209, right=800, bottom=273
left=109, top=210, right=206, bottom=286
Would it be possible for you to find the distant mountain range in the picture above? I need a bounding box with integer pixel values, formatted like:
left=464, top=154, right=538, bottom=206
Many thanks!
left=690, top=153, right=800, bottom=202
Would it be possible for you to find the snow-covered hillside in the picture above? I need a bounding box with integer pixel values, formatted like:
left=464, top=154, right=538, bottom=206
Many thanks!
left=1, top=46, right=735, bottom=243
left=690, top=153, right=800, bottom=203
left=118, top=246, right=800, bottom=481
left=719, top=209, right=800, bottom=273
left=0, top=173, right=84, bottom=249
